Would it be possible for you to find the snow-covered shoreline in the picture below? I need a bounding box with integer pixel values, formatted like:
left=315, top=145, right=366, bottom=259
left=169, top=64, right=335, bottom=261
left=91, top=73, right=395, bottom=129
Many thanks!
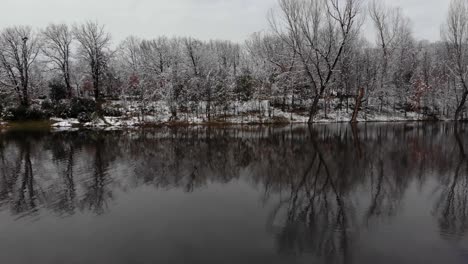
left=0, top=99, right=452, bottom=131
left=43, top=113, right=447, bottom=130
left=0, top=116, right=452, bottom=134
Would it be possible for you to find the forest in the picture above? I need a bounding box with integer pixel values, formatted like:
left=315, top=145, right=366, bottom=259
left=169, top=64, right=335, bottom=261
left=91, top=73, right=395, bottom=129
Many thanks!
left=0, top=0, right=468, bottom=126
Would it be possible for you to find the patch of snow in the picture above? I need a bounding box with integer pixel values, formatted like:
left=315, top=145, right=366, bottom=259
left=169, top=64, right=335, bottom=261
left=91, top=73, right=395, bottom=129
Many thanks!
left=51, top=118, right=80, bottom=127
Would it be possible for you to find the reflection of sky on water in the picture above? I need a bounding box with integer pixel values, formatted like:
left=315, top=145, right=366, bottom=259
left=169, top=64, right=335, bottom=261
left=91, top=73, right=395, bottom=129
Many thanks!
left=0, top=123, right=467, bottom=264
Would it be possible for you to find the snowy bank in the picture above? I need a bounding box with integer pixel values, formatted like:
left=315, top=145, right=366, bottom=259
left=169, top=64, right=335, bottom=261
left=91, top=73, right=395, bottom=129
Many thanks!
left=2, top=99, right=450, bottom=130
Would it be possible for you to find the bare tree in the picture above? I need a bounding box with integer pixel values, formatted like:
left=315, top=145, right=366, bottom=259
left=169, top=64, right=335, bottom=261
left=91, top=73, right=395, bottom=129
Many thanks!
left=369, top=0, right=402, bottom=74
left=246, top=32, right=298, bottom=110
left=115, top=36, right=142, bottom=102
left=369, top=0, right=412, bottom=112
left=270, top=0, right=363, bottom=123
left=118, top=36, right=141, bottom=75
left=348, top=39, right=378, bottom=123
left=0, top=26, right=41, bottom=107
left=443, top=0, right=468, bottom=121
left=73, top=21, right=111, bottom=104
left=183, top=37, right=202, bottom=76
left=42, top=23, right=74, bottom=98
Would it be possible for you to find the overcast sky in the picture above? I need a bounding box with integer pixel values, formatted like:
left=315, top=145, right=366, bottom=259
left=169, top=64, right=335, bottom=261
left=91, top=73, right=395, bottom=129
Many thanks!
left=0, top=0, right=450, bottom=43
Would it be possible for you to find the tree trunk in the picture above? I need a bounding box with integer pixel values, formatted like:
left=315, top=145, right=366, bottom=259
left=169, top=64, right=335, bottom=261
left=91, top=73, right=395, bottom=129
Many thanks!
left=282, top=94, right=286, bottom=112
left=94, top=78, right=100, bottom=102
left=20, top=84, right=29, bottom=107
left=291, top=94, right=295, bottom=111
left=65, top=72, right=72, bottom=98
left=379, top=95, right=384, bottom=113
left=308, top=94, right=321, bottom=123
left=351, top=88, right=365, bottom=123
left=455, top=90, right=468, bottom=121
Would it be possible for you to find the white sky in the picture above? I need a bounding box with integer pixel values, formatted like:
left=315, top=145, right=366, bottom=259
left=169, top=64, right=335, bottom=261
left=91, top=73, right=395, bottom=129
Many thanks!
left=0, top=0, right=450, bottom=44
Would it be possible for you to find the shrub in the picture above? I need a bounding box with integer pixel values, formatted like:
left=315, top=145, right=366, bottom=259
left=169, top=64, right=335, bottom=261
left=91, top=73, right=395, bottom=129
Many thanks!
left=2, top=107, right=15, bottom=121
left=41, top=99, right=56, bottom=116
left=235, top=74, right=255, bottom=102
left=53, top=100, right=72, bottom=118
left=69, top=98, right=96, bottom=118
left=77, top=112, right=92, bottom=123
left=49, top=79, right=68, bottom=102
left=41, top=99, right=54, bottom=111
left=28, top=104, right=49, bottom=120
left=102, top=104, right=123, bottom=117
left=50, top=98, right=96, bottom=118
left=2, top=104, right=49, bottom=121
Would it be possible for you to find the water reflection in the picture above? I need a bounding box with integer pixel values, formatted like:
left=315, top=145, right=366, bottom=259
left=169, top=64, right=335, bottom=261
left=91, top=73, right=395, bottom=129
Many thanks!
left=0, top=123, right=467, bottom=264
left=434, top=127, right=468, bottom=241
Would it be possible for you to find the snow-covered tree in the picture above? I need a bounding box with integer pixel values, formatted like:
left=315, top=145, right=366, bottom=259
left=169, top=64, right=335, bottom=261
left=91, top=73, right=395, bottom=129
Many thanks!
left=73, top=21, right=112, bottom=103
left=42, top=23, right=74, bottom=98
left=0, top=26, right=41, bottom=107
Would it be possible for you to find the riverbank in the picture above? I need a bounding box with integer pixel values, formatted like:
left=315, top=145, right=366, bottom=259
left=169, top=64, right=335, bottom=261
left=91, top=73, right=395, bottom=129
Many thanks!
left=46, top=108, right=450, bottom=128
left=0, top=99, right=452, bottom=130
left=0, top=113, right=449, bottom=132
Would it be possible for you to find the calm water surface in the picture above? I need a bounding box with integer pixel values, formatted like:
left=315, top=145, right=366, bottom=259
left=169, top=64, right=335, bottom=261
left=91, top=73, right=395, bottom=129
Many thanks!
left=1, top=123, right=468, bottom=264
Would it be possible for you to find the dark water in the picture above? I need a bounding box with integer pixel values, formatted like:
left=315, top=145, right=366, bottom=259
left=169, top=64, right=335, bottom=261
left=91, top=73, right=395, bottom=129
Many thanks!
left=1, top=123, right=468, bottom=264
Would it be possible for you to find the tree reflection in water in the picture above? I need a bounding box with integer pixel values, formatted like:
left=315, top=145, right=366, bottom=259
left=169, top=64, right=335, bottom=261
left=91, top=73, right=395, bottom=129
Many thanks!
left=0, top=123, right=466, bottom=263
left=434, top=125, right=468, bottom=240
left=264, top=125, right=354, bottom=263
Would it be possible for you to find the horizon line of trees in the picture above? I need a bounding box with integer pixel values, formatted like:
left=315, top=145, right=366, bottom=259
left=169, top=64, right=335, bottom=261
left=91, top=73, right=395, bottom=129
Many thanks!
left=1, top=0, right=468, bottom=123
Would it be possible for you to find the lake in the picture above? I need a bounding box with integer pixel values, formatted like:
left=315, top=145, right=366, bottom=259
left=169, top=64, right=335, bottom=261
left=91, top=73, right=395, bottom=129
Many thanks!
left=0, top=123, right=467, bottom=264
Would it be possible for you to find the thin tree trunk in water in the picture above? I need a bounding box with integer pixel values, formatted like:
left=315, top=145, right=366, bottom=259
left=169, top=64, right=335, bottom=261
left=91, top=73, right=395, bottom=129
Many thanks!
left=351, top=88, right=365, bottom=123
left=455, top=90, right=468, bottom=121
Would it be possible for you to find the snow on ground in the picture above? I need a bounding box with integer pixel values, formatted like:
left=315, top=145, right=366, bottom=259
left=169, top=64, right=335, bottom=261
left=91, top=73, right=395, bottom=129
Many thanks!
left=48, top=110, right=440, bottom=130
left=50, top=118, right=80, bottom=128
left=16, top=100, right=453, bottom=131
